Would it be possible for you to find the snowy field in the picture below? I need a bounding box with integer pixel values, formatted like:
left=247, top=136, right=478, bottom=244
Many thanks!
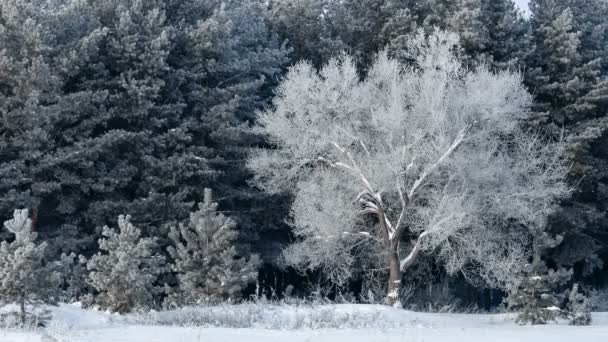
left=1, top=303, right=607, bottom=342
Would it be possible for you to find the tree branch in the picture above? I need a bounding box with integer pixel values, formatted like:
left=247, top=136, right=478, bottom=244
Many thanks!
left=399, top=231, right=429, bottom=271
left=407, top=125, right=470, bottom=200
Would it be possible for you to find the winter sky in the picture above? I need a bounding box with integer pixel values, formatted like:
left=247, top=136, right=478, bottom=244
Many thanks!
left=514, top=0, right=530, bottom=14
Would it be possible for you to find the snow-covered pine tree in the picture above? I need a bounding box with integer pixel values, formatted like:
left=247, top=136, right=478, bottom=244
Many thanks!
left=565, top=283, right=592, bottom=326
left=1, top=0, right=288, bottom=265
left=526, top=2, right=598, bottom=124
left=380, top=0, right=527, bottom=70
left=267, top=0, right=343, bottom=68
left=506, top=255, right=572, bottom=325
left=525, top=0, right=608, bottom=278
left=478, top=0, right=528, bottom=70
left=0, top=0, right=62, bottom=243
left=166, top=188, right=260, bottom=306
left=87, top=215, right=166, bottom=313
left=0, top=209, right=59, bottom=326
left=56, top=252, right=90, bottom=303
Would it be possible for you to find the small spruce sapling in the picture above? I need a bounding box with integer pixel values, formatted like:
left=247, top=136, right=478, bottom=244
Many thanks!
left=0, top=209, right=60, bottom=326
left=566, top=283, right=592, bottom=326
left=87, top=215, right=166, bottom=313
left=56, top=253, right=90, bottom=304
left=166, top=188, right=260, bottom=306
left=507, top=255, right=573, bottom=325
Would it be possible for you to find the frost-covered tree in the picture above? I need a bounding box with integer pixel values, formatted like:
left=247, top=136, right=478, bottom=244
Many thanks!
left=0, top=0, right=62, bottom=242
left=166, top=188, right=260, bottom=306
left=478, top=0, right=528, bottom=69
left=56, top=252, right=90, bottom=303
left=87, top=215, right=166, bottom=313
left=525, top=0, right=608, bottom=276
left=507, top=255, right=572, bottom=325
left=267, top=0, right=343, bottom=68
left=566, top=283, right=592, bottom=326
left=378, top=0, right=527, bottom=69
left=326, top=0, right=389, bottom=70
left=0, top=209, right=59, bottom=325
left=249, top=29, right=572, bottom=306
left=526, top=1, right=606, bottom=124
left=0, top=0, right=288, bottom=262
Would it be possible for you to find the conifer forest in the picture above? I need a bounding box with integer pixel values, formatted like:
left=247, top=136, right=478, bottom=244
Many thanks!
left=1, top=0, right=608, bottom=340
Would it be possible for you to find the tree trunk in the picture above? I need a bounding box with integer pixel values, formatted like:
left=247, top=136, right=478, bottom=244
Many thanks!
left=19, top=297, right=26, bottom=326
left=387, top=246, right=402, bottom=307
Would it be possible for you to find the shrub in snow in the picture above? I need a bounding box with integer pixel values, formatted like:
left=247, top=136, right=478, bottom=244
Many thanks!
left=138, top=303, right=395, bottom=330
left=56, top=252, right=90, bottom=303
left=165, top=188, right=260, bottom=306
left=87, top=215, right=166, bottom=313
left=506, top=255, right=572, bottom=325
left=249, top=28, right=571, bottom=306
left=0, top=209, right=60, bottom=326
left=590, top=287, right=608, bottom=312
left=565, top=283, right=592, bottom=326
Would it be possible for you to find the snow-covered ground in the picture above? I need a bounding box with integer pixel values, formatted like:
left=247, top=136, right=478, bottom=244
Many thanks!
left=1, top=303, right=607, bottom=342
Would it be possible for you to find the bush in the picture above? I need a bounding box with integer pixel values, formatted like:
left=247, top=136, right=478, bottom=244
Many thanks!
left=565, top=284, right=592, bottom=325
left=590, top=287, right=608, bottom=312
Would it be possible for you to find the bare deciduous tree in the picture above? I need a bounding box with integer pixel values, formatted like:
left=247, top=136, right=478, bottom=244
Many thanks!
left=249, top=29, right=572, bottom=306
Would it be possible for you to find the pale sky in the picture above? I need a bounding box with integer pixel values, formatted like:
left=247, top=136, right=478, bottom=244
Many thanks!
left=513, top=0, right=530, bottom=15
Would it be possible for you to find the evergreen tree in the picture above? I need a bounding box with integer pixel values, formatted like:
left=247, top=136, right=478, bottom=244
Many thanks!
left=378, top=0, right=420, bottom=61
left=525, top=0, right=608, bottom=277
left=267, top=0, right=343, bottom=68
left=0, top=0, right=288, bottom=264
left=478, top=0, right=528, bottom=69
left=507, top=255, right=572, bottom=325
left=565, top=283, right=592, bottom=325
left=526, top=2, right=599, bottom=123
left=380, top=0, right=526, bottom=69
left=166, top=188, right=260, bottom=306
left=87, top=215, right=166, bottom=313
left=168, top=0, right=289, bottom=263
left=0, top=209, right=59, bottom=325
left=56, top=252, right=90, bottom=303
left=328, top=0, right=389, bottom=70
left=0, top=0, right=62, bottom=242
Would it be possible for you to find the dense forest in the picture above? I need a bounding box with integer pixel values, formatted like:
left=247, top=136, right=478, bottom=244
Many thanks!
left=0, top=0, right=607, bottom=325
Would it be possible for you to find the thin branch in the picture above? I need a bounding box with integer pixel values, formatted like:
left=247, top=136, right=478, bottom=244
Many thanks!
left=407, top=125, right=470, bottom=200
left=399, top=231, right=429, bottom=271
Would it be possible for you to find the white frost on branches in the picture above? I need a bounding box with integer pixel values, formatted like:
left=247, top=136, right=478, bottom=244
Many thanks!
left=87, top=215, right=166, bottom=313
left=0, top=209, right=59, bottom=324
left=166, top=188, right=260, bottom=306
left=249, top=29, right=571, bottom=304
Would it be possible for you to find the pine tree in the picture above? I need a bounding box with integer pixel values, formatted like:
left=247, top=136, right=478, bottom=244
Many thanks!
left=525, top=0, right=608, bottom=277
left=526, top=3, right=595, bottom=124
left=267, top=0, right=343, bottom=68
left=56, top=252, right=90, bottom=303
left=0, top=0, right=288, bottom=265
left=0, top=209, right=59, bottom=326
left=0, top=0, right=62, bottom=242
left=447, top=0, right=488, bottom=65
left=379, top=0, right=420, bottom=61
left=507, top=255, right=573, bottom=325
left=87, top=215, right=166, bottom=313
left=381, top=0, right=526, bottom=69
left=328, top=0, right=389, bottom=70
left=478, top=0, right=528, bottom=69
left=166, top=189, right=260, bottom=306
left=169, top=0, right=290, bottom=265
left=565, top=283, right=592, bottom=325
